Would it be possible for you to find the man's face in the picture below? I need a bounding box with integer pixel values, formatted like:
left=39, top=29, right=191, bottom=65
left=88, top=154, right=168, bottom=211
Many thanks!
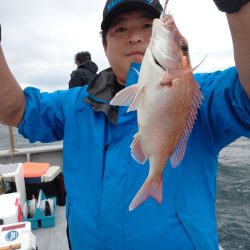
left=103, top=9, right=155, bottom=84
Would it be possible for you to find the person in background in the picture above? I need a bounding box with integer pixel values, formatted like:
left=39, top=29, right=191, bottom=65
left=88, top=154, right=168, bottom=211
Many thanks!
left=0, top=0, right=250, bottom=249
left=68, top=51, right=98, bottom=88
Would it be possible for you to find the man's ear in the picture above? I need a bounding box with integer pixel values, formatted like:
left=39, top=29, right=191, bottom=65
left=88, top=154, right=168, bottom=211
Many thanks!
left=103, top=41, right=107, bottom=55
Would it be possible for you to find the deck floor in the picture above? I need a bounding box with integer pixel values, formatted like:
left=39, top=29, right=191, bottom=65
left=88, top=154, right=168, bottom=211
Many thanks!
left=33, top=206, right=225, bottom=250
left=33, top=205, right=69, bottom=250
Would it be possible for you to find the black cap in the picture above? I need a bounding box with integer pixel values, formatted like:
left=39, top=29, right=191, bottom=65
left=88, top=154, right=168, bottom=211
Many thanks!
left=101, top=0, right=163, bottom=31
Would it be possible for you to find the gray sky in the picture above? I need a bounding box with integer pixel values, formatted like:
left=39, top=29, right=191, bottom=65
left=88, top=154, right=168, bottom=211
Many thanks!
left=0, top=0, right=234, bottom=92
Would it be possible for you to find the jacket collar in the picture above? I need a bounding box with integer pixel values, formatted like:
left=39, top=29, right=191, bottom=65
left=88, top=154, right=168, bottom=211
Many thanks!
left=84, top=64, right=141, bottom=124
left=84, top=67, right=119, bottom=124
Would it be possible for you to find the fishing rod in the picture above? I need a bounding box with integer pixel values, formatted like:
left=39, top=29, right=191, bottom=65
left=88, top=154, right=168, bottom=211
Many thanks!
left=160, top=0, right=170, bottom=20
left=163, top=0, right=169, bottom=15
left=8, top=126, right=17, bottom=163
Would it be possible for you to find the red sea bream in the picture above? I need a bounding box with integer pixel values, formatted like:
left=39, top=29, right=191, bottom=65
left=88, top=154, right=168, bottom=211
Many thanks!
left=110, top=13, right=203, bottom=211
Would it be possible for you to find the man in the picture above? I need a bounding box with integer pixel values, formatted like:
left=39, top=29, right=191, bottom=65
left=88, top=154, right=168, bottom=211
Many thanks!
left=68, top=51, right=98, bottom=89
left=0, top=0, right=250, bottom=249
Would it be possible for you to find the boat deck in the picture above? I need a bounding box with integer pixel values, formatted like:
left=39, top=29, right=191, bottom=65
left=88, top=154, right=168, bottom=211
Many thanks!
left=33, top=205, right=69, bottom=250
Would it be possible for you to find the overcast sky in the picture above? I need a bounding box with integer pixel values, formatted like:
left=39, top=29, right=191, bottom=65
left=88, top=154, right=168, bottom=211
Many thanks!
left=0, top=0, right=234, bottom=92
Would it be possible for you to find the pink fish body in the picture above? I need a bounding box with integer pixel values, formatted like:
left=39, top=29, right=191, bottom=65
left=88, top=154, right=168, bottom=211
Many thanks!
left=110, top=15, right=203, bottom=211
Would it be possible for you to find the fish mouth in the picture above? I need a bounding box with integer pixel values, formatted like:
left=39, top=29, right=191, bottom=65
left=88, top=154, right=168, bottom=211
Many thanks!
left=152, top=50, right=181, bottom=71
left=152, top=53, right=165, bottom=71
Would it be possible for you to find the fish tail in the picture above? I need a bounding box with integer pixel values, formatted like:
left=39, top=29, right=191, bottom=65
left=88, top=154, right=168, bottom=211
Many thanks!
left=129, top=177, right=162, bottom=211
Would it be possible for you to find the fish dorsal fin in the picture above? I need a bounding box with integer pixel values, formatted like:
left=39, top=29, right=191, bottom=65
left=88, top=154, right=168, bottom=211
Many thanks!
left=110, top=84, right=140, bottom=107
left=170, top=81, right=204, bottom=168
left=130, top=133, right=147, bottom=164
left=128, top=85, right=145, bottom=112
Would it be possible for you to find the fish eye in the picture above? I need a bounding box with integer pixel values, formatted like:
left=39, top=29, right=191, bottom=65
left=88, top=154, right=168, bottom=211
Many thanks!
left=181, top=42, right=189, bottom=56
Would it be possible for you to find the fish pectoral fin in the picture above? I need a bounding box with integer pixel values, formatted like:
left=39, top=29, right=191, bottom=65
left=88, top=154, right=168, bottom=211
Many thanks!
left=130, top=133, right=147, bottom=164
left=160, top=55, right=207, bottom=87
left=161, top=55, right=207, bottom=87
left=160, top=69, right=193, bottom=86
left=170, top=81, right=204, bottom=168
left=129, top=177, right=163, bottom=211
left=110, top=84, right=140, bottom=107
left=128, top=85, right=144, bottom=112
left=192, top=54, right=207, bottom=72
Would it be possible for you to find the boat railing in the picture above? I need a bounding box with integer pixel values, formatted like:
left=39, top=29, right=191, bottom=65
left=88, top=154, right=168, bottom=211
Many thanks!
left=0, top=144, right=63, bottom=167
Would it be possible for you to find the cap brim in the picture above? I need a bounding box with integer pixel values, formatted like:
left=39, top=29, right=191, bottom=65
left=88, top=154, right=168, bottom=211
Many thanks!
left=101, top=2, right=161, bottom=31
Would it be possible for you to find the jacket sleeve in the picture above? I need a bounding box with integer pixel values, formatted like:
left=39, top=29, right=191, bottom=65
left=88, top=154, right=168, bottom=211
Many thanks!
left=195, top=67, right=250, bottom=152
left=18, top=87, right=84, bottom=143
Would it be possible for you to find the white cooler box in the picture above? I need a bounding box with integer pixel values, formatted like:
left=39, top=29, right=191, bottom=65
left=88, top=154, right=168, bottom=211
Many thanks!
left=0, top=222, right=36, bottom=250
left=0, top=192, right=22, bottom=225
left=0, top=163, right=26, bottom=207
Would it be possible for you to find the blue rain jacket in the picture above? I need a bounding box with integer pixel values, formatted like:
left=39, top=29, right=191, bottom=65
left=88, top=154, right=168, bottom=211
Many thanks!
left=19, top=65, right=250, bottom=250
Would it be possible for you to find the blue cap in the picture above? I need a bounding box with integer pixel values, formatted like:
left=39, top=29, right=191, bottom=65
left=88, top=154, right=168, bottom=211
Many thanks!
left=101, top=0, right=163, bottom=31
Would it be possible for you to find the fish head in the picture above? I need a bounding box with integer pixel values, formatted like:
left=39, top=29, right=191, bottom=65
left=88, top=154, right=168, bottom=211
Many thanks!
left=149, top=15, right=191, bottom=72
